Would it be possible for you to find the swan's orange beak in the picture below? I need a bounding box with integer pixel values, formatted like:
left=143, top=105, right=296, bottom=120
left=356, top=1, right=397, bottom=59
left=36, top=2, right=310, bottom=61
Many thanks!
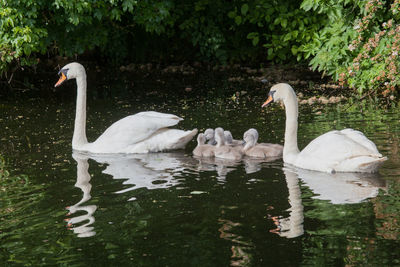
left=55, top=72, right=67, bottom=87
left=261, top=95, right=273, bottom=108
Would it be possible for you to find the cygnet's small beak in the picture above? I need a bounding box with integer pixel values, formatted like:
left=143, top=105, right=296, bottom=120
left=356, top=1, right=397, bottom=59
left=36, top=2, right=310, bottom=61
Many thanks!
left=55, top=72, right=67, bottom=87
left=261, top=95, right=273, bottom=108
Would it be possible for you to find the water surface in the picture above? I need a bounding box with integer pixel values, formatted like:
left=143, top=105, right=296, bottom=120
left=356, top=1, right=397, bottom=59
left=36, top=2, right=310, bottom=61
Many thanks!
left=1, top=80, right=399, bottom=266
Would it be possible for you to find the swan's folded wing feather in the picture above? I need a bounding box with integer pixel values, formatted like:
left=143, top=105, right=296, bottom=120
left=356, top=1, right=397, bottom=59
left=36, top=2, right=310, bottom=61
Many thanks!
left=93, top=111, right=183, bottom=149
left=339, top=128, right=380, bottom=154
left=297, top=130, right=385, bottom=172
left=299, top=131, right=372, bottom=163
left=136, top=111, right=183, bottom=121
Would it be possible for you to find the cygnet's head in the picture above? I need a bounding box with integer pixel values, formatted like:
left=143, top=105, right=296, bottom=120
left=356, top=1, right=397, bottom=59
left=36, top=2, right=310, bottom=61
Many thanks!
left=204, top=128, right=215, bottom=140
left=197, top=133, right=206, bottom=145
left=214, top=127, right=225, bottom=145
left=224, top=130, right=233, bottom=144
left=55, top=62, right=86, bottom=87
left=243, top=128, right=258, bottom=145
left=261, top=83, right=296, bottom=107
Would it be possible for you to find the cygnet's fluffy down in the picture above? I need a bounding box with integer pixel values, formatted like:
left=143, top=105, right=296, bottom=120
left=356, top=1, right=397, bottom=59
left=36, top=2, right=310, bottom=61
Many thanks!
left=243, top=128, right=283, bottom=158
left=224, top=130, right=244, bottom=146
left=214, top=128, right=243, bottom=161
left=204, top=128, right=217, bottom=145
left=193, top=133, right=215, bottom=157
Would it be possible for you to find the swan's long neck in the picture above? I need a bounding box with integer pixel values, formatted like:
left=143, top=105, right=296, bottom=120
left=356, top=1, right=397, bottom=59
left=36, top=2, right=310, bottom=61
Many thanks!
left=283, top=93, right=300, bottom=160
left=72, top=74, right=88, bottom=149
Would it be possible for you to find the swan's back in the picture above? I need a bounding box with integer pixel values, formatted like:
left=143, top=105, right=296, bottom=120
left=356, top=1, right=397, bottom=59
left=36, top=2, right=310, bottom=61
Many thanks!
left=89, top=111, right=184, bottom=152
left=339, top=128, right=379, bottom=153
left=81, top=111, right=198, bottom=153
left=128, top=128, right=198, bottom=153
left=297, top=129, right=386, bottom=172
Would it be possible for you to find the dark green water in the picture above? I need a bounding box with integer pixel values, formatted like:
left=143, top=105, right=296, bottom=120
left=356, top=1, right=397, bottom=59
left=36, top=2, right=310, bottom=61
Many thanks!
left=1, top=79, right=400, bottom=266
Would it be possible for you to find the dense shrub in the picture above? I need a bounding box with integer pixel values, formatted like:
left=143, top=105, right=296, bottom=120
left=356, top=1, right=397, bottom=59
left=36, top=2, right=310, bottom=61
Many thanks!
left=301, top=0, right=400, bottom=97
left=0, top=0, right=399, bottom=97
left=229, top=0, right=323, bottom=62
left=0, top=0, right=322, bottom=70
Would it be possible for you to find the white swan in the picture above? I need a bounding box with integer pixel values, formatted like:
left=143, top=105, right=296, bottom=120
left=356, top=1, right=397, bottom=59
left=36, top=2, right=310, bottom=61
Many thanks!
left=262, top=83, right=387, bottom=173
left=243, top=128, right=283, bottom=158
left=55, top=62, right=198, bottom=154
left=193, top=133, right=215, bottom=157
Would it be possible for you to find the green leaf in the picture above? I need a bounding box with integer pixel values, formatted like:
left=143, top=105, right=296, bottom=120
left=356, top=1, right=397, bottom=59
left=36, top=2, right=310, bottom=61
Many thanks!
left=246, top=32, right=258, bottom=39
left=301, top=0, right=315, bottom=12
left=281, top=18, right=287, bottom=28
left=228, top=11, right=236, bottom=18
left=252, top=36, right=259, bottom=46
left=122, top=0, right=134, bottom=12
left=283, top=33, right=292, bottom=42
left=291, top=45, right=298, bottom=55
left=235, top=16, right=242, bottom=25
left=241, top=4, right=249, bottom=15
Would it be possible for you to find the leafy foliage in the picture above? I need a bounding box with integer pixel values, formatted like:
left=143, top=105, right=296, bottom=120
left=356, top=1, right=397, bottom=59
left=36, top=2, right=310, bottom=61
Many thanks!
left=0, top=0, right=322, bottom=72
left=229, top=0, right=323, bottom=62
left=301, top=0, right=400, bottom=97
left=0, top=2, right=47, bottom=73
left=0, top=0, right=400, bottom=97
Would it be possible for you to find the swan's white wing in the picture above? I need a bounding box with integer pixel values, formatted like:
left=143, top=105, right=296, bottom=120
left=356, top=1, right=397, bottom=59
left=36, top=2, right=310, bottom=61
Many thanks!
left=339, top=128, right=380, bottom=154
left=90, top=111, right=183, bottom=152
left=300, top=130, right=370, bottom=157
left=125, top=128, right=198, bottom=153
left=296, top=130, right=385, bottom=172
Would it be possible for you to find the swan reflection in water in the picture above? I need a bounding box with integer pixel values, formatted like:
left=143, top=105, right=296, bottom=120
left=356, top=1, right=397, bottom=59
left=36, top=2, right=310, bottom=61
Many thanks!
left=65, top=153, right=97, bottom=238
left=67, top=151, right=274, bottom=237
left=66, top=151, right=198, bottom=237
left=270, top=166, right=386, bottom=239
left=87, top=152, right=198, bottom=198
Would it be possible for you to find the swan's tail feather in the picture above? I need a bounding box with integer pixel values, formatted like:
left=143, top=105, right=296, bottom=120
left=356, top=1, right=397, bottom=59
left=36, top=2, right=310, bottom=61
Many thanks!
left=353, top=156, right=387, bottom=173
left=174, top=129, right=198, bottom=149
